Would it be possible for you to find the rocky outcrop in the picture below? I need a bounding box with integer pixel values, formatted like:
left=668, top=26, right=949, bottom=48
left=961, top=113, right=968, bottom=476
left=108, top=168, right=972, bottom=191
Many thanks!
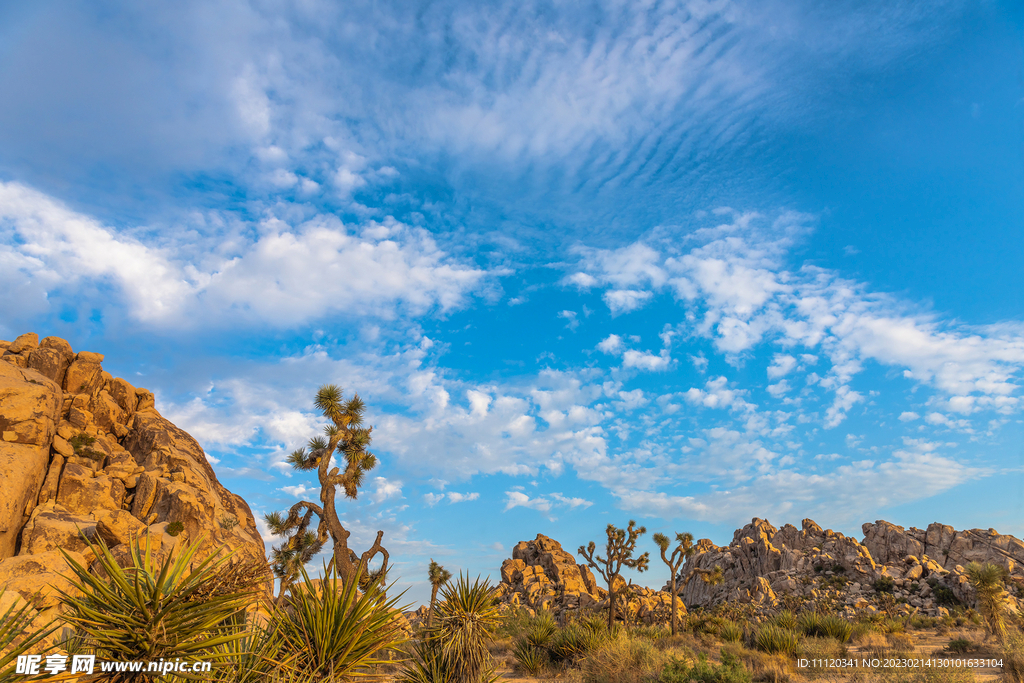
left=0, top=333, right=268, bottom=636
left=862, top=520, right=1024, bottom=575
left=495, top=534, right=683, bottom=625
left=673, top=517, right=1024, bottom=619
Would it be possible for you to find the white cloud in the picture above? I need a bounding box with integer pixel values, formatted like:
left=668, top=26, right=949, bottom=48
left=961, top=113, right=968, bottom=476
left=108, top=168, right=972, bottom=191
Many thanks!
left=503, top=490, right=592, bottom=513
left=622, top=348, right=672, bottom=372
left=423, top=493, right=445, bottom=507
left=279, top=484, right=313, bottom=498
left=767, top=354, right=798, bottom=379
left=504, top=491, right=551, bottom=512
left=558, top=310, right=580, bottom=331
left=603, top=289, right=654, bottom=315
left=371, top=477, right=403, bottom=504
left=445, top=492, right=480, bottom=504
left=899, top=411, right=920, bottom=422
left=0, top=182, right=491, bottom=327
left=597, top=334, right=624, bottom=355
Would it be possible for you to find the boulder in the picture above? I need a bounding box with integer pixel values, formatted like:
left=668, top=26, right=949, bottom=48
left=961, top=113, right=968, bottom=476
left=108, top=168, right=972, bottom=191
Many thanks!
left=0, top=363, right=62, bottom=559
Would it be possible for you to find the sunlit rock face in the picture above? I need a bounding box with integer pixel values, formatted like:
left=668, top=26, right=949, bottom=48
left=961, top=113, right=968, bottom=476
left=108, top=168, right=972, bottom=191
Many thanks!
left=0, top=333, right=268, bottom=635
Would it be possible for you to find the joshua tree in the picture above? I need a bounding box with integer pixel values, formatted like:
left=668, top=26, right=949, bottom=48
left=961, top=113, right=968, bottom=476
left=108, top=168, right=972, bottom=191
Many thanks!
left=265, top=385, right=388, bottom=590
left=653, top=531, right=694, bottom=635
left=965, top=561, right=1012, bottom=642
left=578, top=520, right=650, bottom=629
left=427, top=559, right=452, bottom=628
left=653, top=531, right=723, bottom=635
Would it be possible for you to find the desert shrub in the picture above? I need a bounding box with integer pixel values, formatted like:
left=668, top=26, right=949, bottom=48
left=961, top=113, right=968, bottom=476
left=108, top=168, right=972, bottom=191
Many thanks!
left=719, top=621, right=744, bottom=643
left=1004, top=629, right=1024, bottom=683
left=821, top=575, right=849, bottom=590
left=772, top=611, right=798, bottom=631
left=857, top=631, right=889, bottom=657
left=754, top=624, right=798, bottom=656
left=797, top=612, right=824, bottom=637
left=220, top=516, right=239, bottom=530
left=851, top=620, right=881, bottom=642
left=887, top=632, right=915, bottom=655
left=549, top=621, right=607, bottom=664
left=820, top=614, right=852, bottom=642
left=873, top=577, right=896, bottom=594
left=513, top=638, right=549, bottom=675
left=166, top=521, right=185, bottom=537
left=577, top=632, right=668, bottom=683
left=946, top=637, right=971, bottom=654
left=526, top=612, right=558, bottom=648
left=660, top=652, right=752, bottom=683
left=882, top=617, right=906, bottom=634
left=718, top=643, right=789, bottom=683
left=813, top=564, right=824, bottom=574
left=932, top=585, right=962, bottom=608
left=496, top=606, right=535, bottom=639
left=907, top=615, right=937, bottom=630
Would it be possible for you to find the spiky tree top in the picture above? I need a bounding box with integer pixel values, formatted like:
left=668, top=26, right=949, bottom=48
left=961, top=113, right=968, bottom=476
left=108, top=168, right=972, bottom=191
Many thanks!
left=428, top=559, right=453, bottom=589
left=578, top=520, right=650, bottom=628
left=265, top=385, right=388, bottom=590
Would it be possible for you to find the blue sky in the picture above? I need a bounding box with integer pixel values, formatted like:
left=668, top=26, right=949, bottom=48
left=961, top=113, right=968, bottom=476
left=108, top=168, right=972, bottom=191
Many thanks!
left=1, top=0, right=1022, bottom=604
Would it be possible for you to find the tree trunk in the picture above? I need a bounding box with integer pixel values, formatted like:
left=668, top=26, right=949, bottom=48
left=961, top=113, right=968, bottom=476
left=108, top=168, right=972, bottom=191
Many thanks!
left=607, top=580, right=616, bottom=630
left=428, top=585, right=439, bottom=628
left=669, top=575, right=678, bottom=635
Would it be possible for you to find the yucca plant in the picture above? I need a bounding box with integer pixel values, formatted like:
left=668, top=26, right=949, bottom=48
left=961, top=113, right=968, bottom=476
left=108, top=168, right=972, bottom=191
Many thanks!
left=772, top=610, right=798, bottom=631
left=525, top=612, right=558, bottom=648
left=820, top=614, right=853, bottom=643
left=57, top=535, right=260, bottom=682
left=272, top=562, right=407, bottom=681
left=550, top=621, right=609, bottom=664
left=966, top=561, right=1012, bottom=642
left=798, top=611, right=824, bottom=637
left=719, top=620, right=744, bottom=643
left=0, top=590, right=58, bottom=683
left=754, top=623, right=798, bottom=656
left=400, top=574, right=500, bottom=683
left=512, top=638, right=548, bottom=675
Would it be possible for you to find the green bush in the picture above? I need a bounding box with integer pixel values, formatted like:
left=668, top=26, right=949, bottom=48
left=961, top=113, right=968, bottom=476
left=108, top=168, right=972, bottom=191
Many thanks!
left=872, top=576, right=895, bottom=593
left=526, top=612, right=557, bottom=648
left=797, top=612, right=824, bottom=637
left=577, top=632, right=668, bottom=683
left=719, top=621, right=743, bottom=643
left=512, top=638, right=548, bottom=675
left=166, top=521, right=185, bottom=537
left=660, top=652, right=752, bottom=683
left=754, top=624, right=798, bottom=656
left=947, top=637, right=971, bottom=654
left=933, top=585, right=962, bottom=607
left=820, top=614, right=852, bottom=642
left=1004, top=630, right=1024, bottom=683
left=549, top=621, right=607, bottom=664
left=772, top=611, right=798, bottom=631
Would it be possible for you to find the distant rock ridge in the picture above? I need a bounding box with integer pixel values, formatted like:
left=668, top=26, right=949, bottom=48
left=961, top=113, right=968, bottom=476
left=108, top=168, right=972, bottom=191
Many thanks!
left=675, top=518, right=1024, bottom=617
left=495, top=534, right=683, bottom=624
left=0, top=332, right=268, bottom=636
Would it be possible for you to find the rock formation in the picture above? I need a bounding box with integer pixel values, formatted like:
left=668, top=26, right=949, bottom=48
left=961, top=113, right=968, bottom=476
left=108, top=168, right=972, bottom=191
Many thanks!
left=674, top=518, right=1024, bottom=619
left=495, top=534, right=682, bottom=625
left=0, top=333, right=268, bottom=635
